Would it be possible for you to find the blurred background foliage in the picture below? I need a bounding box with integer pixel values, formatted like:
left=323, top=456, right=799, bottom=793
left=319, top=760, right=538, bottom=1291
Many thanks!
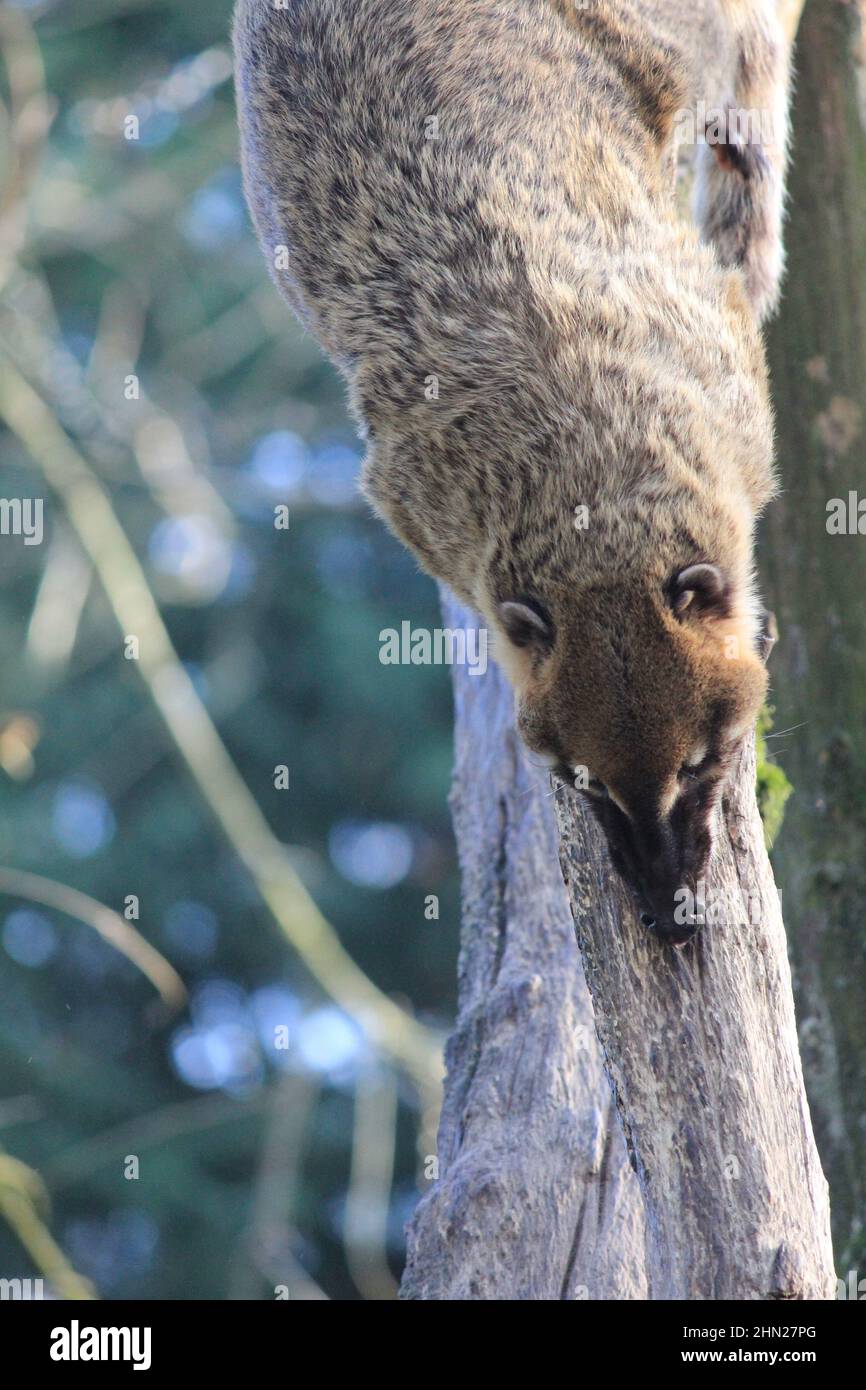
left=0, top=0, right=459, bottom=1299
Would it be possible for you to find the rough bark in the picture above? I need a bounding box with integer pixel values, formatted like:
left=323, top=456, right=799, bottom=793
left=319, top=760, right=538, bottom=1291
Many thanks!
left=404, top=589, right=834, bottom=1299
left=401, top=597, right=647, bottom=1300
left=556, top=747, right=833, bottom=1299
left=762, top=0, right=866, bottom=1273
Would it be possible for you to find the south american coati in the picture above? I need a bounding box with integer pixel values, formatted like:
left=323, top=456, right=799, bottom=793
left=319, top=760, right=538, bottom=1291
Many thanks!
left=233, top=0, right=791, bottom=944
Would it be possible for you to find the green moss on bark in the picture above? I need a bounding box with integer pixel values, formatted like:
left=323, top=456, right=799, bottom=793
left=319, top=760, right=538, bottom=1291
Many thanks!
left=755, top=706, right=793, bottom=850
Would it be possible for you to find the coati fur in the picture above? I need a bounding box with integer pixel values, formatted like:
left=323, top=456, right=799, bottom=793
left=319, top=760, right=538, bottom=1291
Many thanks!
left=233, top=0, right=792, bottom=944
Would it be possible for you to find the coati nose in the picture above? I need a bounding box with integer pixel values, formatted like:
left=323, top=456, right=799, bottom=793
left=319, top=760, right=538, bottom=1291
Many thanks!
left=639, top=906, right=699, bottom=947
left=663, top=920, right=699, bottom=948
left=655, top=913, right=700, bottom=948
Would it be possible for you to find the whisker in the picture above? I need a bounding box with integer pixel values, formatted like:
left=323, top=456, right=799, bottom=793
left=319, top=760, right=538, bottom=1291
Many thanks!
left=764, top=722, right=809, bottom=739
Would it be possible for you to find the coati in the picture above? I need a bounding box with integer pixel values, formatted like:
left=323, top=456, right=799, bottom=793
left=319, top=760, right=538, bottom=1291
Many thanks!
left=233, top=0, right=791, bottom=945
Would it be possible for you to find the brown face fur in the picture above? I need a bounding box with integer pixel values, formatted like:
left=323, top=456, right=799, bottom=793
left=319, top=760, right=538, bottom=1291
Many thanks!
left=502, top=570, right=768, bottom=943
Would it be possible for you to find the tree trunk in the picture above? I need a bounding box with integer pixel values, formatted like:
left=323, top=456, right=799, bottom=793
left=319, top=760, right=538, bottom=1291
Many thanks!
left=762, top=0, right=866, bottom=1275
left=403, top=587, right=834, bottom=1298
left=556, top=746, right=833, bottom=1299
left=401, top=597, right=647, bottom=1301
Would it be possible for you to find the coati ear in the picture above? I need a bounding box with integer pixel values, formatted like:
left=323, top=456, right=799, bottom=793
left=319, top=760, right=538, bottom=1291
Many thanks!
left=669, top=564, right=730, bottom=619
left=497, top=599, right=554, bottom=652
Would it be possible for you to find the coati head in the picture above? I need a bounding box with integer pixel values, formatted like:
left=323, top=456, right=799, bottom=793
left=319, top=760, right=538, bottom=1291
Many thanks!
left=494, top=561, right=772, bottom=946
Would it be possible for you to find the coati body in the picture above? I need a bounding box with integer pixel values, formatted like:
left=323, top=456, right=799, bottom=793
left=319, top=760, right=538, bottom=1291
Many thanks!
left=233, top=0, right=791, bottom=943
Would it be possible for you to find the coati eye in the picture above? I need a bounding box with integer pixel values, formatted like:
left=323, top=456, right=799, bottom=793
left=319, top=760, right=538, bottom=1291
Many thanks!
left=668, top=564, right=730, bottom=619
left=497, top=598, right=554, bottom=652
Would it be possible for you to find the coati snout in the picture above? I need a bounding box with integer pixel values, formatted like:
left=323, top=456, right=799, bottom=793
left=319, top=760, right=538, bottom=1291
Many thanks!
left=498, top=564, right=770, bottom=946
